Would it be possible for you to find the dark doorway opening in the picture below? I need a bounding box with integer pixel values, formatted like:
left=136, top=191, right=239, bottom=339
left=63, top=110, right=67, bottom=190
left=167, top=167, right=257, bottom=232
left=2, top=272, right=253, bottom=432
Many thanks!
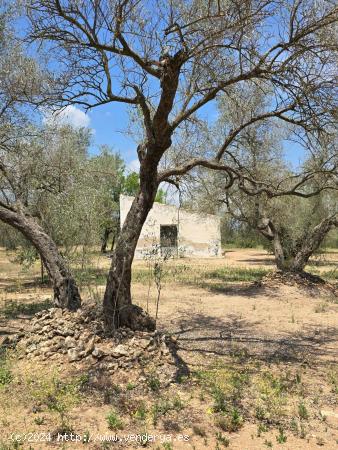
left=160, top=225, right=178, bottom=256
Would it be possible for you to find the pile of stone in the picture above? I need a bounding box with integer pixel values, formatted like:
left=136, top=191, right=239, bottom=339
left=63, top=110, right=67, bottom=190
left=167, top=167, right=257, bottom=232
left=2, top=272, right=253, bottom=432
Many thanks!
left=15, top=307, right=178, bottom=383
left=259, top=270, right=337, bottom=297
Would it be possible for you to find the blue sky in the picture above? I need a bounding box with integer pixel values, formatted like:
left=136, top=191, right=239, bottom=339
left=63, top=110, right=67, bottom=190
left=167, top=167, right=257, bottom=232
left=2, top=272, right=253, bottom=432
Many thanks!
left=58, top=100, right=306, bottom=175
left=88, top=104, right=139, bottom=170
left=83, top=102, right=305, bottom=172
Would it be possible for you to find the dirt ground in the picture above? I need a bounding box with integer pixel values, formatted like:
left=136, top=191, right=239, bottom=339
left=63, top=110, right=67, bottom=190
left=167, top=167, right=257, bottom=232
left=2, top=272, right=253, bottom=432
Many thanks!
left=0, top=247, right=337, bottom=449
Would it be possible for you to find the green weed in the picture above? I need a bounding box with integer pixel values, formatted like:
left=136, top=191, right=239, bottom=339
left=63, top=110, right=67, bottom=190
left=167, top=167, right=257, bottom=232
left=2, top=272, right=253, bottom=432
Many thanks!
left=106, top=409, right=123, bottom=430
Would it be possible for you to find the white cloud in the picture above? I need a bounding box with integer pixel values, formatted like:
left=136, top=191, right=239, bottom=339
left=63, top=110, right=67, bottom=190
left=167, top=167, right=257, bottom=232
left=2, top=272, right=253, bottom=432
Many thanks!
left=43, top=105, right=91, bottom=128
left=127, top=158, right=140, bottom=172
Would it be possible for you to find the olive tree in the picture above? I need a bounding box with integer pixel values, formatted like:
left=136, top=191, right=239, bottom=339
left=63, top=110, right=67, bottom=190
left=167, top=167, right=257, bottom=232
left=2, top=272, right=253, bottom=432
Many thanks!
left=195, top=112, right=337, bottom=273
left=27, top=0, right=338, bottom=329
left=0, top=7, right=85, bottom=309
left=0, top=119, right=88, bottom=309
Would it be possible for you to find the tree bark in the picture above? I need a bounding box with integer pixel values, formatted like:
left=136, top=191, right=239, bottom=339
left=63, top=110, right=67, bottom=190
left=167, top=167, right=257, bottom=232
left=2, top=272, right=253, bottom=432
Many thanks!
left=0, top=206, right=81, bottom=310
left=100, top=227, right=111, bottom=253
left=102, top=54, right=182, bottom=330
left=290, top=214, right=337, bottom=272
left=258, top=218, right=287, bottom=270
left=272, top=231, right=286, bottom=270
left=110, top=233, right=116, bottom=252
left=103, top=179, right=158, bottom=331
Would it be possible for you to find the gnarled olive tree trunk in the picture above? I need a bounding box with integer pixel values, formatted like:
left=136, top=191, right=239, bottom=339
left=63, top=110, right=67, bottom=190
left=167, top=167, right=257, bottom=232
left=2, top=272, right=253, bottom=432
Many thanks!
left=289, top=214, right=337, bottom=272
left=103, top=175, right=157, bottom=331
left=259, top=214, right=337, bottom=273
left=0, top=206, right=81, bottom=310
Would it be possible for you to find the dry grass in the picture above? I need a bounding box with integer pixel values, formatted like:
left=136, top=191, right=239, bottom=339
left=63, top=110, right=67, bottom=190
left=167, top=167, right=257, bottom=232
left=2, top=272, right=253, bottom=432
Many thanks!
left=0, top=247, right=337, bottom=449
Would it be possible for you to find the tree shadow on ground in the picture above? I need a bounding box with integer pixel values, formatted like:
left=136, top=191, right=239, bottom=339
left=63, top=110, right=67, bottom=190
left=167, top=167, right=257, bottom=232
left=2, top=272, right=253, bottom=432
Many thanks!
left=0, top=276, right=51, bottom=292
left=0, top=297, right=52, bottom=319
left=169, top=312, right=338, bottom=367
left=239, top=258, right=276, bottom=266
left=192, top=281, right=277, bottom=298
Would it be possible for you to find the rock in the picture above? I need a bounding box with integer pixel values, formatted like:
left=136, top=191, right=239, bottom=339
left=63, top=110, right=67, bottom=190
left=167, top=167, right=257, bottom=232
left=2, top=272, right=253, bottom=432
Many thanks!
left=49, top=337, right=64, bottom=351
left=84, top=337, right=95, bottom=355
left=26, top=344, right=37, bottom=354
left=40, top=345, right=52, bottom=354
left=133, top=350, right=143, bottom=358
left=105, top=362, right=118, bottom=371
left=92, top=347, right=104, bottom=358
left=321, top=410, right=338, bottom=418
left=54, top=309, right=63, bottom=319
left=65, top=336, right=76, bottom=348
left=32, top=324, right=42, bottom=333
left=67, top=348, right=82, bottom=362
left=160, top=343, right=170, bottom=355
left=138, top=339, right=150, bottom=350
left=54, top=325, right=74, bottom=336
left=0, top=336, right=10, bottom=347
left=111, top=344, right=130, bottom=358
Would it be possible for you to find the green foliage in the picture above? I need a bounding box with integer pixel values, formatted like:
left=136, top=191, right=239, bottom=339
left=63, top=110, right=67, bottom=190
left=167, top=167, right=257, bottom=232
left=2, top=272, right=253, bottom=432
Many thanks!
left=28, top=373, right=85, bottom=431
left=122, top=171, right=166, bottom=204
left=216, top=408, right=243, bottom=432
left=215, top=432, right=230, bottom=447
left=298, top=402, right=309, bottom=420
left=147, top=374, right=161, bottom=392
left=134, top=402, right=147, bottom=421
left=0, top=364, right=12, bottom=386
left=13, top=246, right=39, bottom=270
left=34, top=416, right=45, bottom=425
left=155, top=188, right=167, bottom=204
left=106, top=409, right=123, bottom=430
left=122, top=171, right=139, bottom=196
left=152, top=396, right=184, bottom=425
left=254, top=372, right=288, bottom=424
left=276, top=428, right=287, bottom=444
left=133, top=264, right=267, bottom=286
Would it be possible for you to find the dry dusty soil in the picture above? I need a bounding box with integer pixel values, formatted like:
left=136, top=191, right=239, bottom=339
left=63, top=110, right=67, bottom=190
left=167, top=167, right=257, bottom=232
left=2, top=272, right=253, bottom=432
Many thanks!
left=0, top=247, right=337, bottom=450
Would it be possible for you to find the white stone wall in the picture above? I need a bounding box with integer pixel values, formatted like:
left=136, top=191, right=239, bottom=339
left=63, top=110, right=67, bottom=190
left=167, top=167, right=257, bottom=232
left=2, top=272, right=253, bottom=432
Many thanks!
left=119, top=195, right=221, bottom=258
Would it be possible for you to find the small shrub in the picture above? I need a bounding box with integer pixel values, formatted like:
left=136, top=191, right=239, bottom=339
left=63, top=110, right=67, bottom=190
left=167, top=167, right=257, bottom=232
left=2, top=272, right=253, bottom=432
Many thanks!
left=137, top=430, right=152, bottom=447
left=212, top=386, right=227, bottom=413
left=257, top=423, right=268, bottom=437
left=134, top=402, right=147, bottom=421
left=0, top=365, right=12, bottom=386
left=328, top=371, right=338, bottom=394
left=192, top=424, right=206, bottom=437
left=147, top=375, right=161, bottom=392
left=276, top=428, right=287, bottom=444
left=106, top=409, right=123, bottom=430
left=162, top=444, right=173, bottom=450
left=83, top=431, right=90, bottom=444
left=216, top=408, right=243, bottom=432
left=34, top=416, right=45, bottom=425
left=290, top=417, right=298, bottom=433
left=152, top=396, right=184, bottom=425
left=172, top=395, right=184, bottom=411
left=254, top=371, right=287, bottom=424
left=215, top=432, right=230, bottom=447
left=298, top=402, right=309, bottom=420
